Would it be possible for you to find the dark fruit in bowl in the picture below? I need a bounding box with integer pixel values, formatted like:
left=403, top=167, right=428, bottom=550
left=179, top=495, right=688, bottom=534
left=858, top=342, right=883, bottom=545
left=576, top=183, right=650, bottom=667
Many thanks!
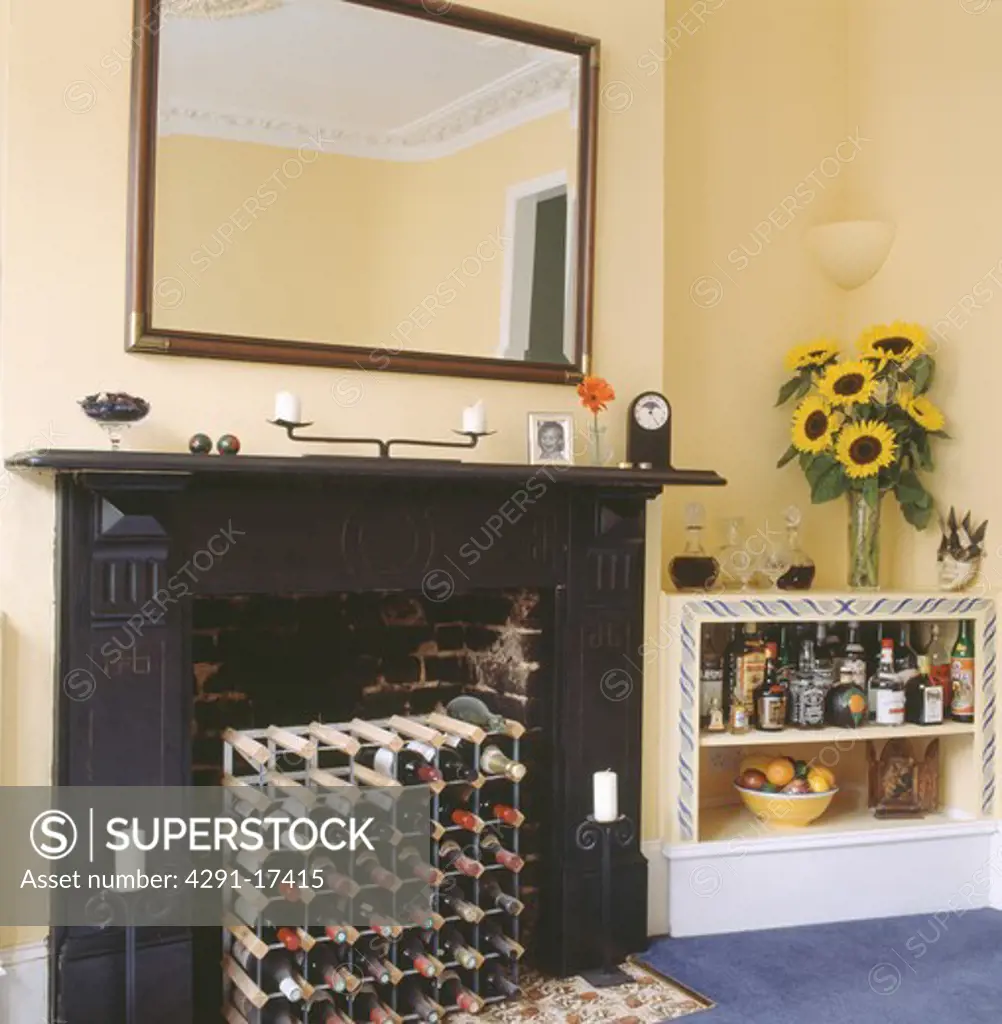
left=188, top=433, right=212, bottom=455
left=79, top=392, right=150, bottom=423
left=216, top=434, right=241, bottom=455
left=782, top=779, right=812, bottom=795
left=761, top=782, right=780, bottom=794
left=737, top=769, right=767, bottom=790
left=794, top=760, right=810, bottom=779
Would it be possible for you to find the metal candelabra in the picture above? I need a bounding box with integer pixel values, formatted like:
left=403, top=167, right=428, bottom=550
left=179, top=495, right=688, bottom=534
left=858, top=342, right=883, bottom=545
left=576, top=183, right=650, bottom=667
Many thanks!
left=268, top=418, right=495, bottom=459
left=574, top=814, right=636, bottom=988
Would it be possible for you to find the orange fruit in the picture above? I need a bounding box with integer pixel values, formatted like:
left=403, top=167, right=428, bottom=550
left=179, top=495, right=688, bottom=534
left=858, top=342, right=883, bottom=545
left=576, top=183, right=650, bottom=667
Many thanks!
left=765, top=757, right=796, bottom=787
left=740, top=754, right=774, bottom=776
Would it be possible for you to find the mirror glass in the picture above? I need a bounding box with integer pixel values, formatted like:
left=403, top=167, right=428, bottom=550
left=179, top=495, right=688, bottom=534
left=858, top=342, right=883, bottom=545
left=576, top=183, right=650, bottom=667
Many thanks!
left=149, top=0, right=587, bottom=370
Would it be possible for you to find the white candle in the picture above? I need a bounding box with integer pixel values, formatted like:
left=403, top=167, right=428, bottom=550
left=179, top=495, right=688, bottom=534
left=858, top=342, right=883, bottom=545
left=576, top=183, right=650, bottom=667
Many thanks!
left=115, top=828, right=146, bottom=886
left=593, top=770, right=619, bottom=823
left=274, top=391, right=302, bottom=424
left=462, top=400, right=487, bottom=434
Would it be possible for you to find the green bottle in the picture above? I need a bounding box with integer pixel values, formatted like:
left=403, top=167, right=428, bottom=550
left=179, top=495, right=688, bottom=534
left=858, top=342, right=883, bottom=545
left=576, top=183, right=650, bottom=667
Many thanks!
left=950, top=620, right=975, bottom=723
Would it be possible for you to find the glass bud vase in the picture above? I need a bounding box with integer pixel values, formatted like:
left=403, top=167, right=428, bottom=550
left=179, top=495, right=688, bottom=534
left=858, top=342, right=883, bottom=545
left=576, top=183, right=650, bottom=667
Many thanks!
left=587, top=419, right=607, bottom=467
left=847, top=489, right=881, bottom=590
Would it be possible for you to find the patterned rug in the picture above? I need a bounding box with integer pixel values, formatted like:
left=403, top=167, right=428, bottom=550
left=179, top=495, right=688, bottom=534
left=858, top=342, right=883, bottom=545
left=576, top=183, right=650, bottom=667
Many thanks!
left=452, top=960, right=713, bottom=1023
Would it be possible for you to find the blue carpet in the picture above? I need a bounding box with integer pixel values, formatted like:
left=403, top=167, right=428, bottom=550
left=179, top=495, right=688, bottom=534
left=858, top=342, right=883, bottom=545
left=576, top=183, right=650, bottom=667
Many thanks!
left=638, top=910, right=1002, bottom=1023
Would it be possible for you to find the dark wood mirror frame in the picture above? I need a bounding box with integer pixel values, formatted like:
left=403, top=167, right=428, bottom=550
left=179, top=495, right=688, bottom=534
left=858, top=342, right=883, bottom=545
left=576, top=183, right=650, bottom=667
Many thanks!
left=126, top=0, right=600, bottom=384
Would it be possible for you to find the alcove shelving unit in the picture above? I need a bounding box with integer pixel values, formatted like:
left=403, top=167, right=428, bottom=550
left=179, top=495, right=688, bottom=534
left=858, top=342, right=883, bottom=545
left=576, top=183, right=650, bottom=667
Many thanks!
left=660, top=592, right=1000, bottom=937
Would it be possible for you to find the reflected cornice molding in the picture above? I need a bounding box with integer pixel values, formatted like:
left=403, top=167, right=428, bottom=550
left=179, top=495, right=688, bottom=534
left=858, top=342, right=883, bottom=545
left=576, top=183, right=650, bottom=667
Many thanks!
left=158, top=59, right=577, bottom=161
left=163, top=0, right=287, bottom=18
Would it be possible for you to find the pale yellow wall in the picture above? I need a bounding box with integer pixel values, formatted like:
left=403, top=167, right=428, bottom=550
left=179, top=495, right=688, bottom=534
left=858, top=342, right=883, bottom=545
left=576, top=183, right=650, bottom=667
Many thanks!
left=0, top=0, right=665, bottom=950
left=153, top=109, right=576, bottom=359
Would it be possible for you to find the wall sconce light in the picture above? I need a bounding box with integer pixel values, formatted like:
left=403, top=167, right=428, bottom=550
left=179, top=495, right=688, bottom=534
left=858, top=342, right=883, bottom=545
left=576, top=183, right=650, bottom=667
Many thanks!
left=806, top=220, right=896, bottom=290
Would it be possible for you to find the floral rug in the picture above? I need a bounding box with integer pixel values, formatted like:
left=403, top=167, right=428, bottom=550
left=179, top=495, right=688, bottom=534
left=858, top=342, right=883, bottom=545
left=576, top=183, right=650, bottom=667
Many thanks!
left=451, top=959, right=713, bottom=1023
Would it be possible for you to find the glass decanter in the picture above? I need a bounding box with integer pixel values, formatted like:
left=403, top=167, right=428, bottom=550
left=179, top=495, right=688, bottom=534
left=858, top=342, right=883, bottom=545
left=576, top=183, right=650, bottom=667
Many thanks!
left=775, top=506, right=816, bottom=591
left=717, top=517, right=756, bottom=591
left=669, top=503, right=720, bottom=591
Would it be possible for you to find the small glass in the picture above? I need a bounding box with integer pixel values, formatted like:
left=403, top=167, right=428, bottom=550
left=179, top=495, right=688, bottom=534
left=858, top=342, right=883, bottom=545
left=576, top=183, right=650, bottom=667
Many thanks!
left=717, top=517, right=756, bottom=591
left=775, top=506, right=816, bottom=591
left=669, top=503, right=719, bottom=591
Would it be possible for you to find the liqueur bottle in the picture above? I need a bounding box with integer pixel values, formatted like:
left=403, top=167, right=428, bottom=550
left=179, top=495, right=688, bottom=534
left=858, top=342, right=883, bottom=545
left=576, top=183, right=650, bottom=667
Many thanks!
left=720, top=624, right=741, bottom=727
left=699, top=626, right=726, bottom=727
left=906, top=654, right=945, bottom=726
left=825, top=662, right=868, bottom=728
left=950, top=620, right=976, bottom=723
left=872, top=638, right=905, bottom=726
left=812, top=623, right=836, bottom=689
left=791, top=631, right=825, bottom=729
left=753, top=642, right=788, bottom=731
left=728, top=623, right=765, bottom=733
left=926, top=623, right=954, bottom=714
left=669, top=503, right=720, bottom=591
left=841, top=621, right=868, bottom=687
left=894, top=623, right=919, bottom=686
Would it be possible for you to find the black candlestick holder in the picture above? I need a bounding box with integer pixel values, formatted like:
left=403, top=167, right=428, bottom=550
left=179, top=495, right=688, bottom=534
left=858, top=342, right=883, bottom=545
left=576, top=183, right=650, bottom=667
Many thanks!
left=574, top=814, right=636, bottom=988
left=268, top=418, right=495, bottom=459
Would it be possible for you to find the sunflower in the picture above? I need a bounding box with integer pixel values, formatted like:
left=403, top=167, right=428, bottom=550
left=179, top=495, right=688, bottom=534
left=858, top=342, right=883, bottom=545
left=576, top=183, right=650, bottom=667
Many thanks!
left=791, top=397, right=838, bottom=453
left=817, top=360, right=876, bottom=407
left=784, top=338, right=841, bottom=373
left=577, top=375, right=616, bottom=413
left=857, top=322, right=928, bottom=364
left=898, top=384, right=946, bottom=433
left=835, top=420, right=898, bottom=479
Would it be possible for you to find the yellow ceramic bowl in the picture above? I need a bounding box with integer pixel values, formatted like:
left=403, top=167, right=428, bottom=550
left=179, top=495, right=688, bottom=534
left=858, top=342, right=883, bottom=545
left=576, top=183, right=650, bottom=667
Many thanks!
left=734, top=783, right=839, bottom=827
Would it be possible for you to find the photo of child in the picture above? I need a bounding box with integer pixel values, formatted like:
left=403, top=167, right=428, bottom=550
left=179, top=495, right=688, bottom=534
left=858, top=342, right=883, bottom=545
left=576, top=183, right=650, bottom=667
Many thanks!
left=528, top=413, right=574, bottom=465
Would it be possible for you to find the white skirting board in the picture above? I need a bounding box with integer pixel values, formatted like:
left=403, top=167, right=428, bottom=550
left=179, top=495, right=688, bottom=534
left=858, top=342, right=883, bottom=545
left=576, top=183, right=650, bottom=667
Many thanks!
left=0, top=940, right=48, bottom=1022
left=662, top=821, right=1001, bottom=937
left=645, top=838, right=669, bottom=937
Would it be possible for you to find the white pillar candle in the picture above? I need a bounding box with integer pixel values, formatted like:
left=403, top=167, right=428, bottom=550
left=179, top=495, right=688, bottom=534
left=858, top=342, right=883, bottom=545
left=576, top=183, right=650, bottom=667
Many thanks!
left=115, top=828, right=146, bottom=885
left=274, top=391, right=302, bottom=424
left=593, top=770, right=619, bottom=823
left=462, top=400, right=487, bottom=434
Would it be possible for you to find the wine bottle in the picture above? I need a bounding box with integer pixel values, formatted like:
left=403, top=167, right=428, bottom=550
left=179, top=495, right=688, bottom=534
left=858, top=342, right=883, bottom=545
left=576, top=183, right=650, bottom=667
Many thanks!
left=356, top=850, right=402, bottom=892
left=479, top=829, right=524, bottom=873
left=310, top=996, right=353, bottom=1024
left=479, top=745, right=527, bottom=782
left=309, top=944, right=358, bottom=995
left=482, top=877, right=524, bottom=916
left=231, top=989, right=298, bottom=1023
left=439, top=840, right=485, bottom=879
left=484, top=961, right=520, bottom=999
left=950, top=620, right=976, bottom=723
left=439, top=787, right=485, bottom=833
left=491, top=803, right=524, bottom=828
left=439, top=925, right=483, bottom=970
left=398, top=977, right=444, bottom=1023
left=312, top=854, right=362, bottom=898
left=437, top=888, right=484, bottom=923
left=397, top=845, right=443, bottom=886
left=445, top=695, right=507, bottom=733
left=406, top=740, right=479, bottom=784
left=354, top=935, right=394, bottom=986
left=481, top=920, right=524, bottom=961
left=352, top=985, right=403, bottom=1024
left=399, top=933, right=444, bottom=978
left=356, top=746, right=443, bottom=785
left=355, top=898, right=402, bottom=939
left=231, top=942, right=304, bottom=1001
left=438, top=970, right=484, bottom=1014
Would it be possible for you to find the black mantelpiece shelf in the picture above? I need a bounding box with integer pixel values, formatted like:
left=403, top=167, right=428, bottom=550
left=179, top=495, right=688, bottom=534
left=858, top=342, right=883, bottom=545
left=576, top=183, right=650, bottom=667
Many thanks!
left=6, top=449, right=726, bottom=490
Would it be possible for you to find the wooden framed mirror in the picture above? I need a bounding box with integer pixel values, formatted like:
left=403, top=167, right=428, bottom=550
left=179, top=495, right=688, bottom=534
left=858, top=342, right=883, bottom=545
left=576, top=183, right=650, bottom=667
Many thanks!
left=126, top=0, right=600, bottom=383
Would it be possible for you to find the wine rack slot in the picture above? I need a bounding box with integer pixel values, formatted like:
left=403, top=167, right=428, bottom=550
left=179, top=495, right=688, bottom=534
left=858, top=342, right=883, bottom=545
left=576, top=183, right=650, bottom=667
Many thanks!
left=221, top=706, right=525, bottom=1022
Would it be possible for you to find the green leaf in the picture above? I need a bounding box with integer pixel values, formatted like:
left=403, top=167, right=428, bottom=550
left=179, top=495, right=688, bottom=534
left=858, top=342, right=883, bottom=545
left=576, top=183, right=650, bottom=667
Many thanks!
left=799, top=452, right=813, bottom=471
left=777, top=444, right=798, bottom=469
left=805, top=453, right=838, bottom=487
left=898, top=497, right=935, bottom=530
left=912, top=432, right=935, bottom=471
left=795, top=375, right=813, bottom=400
left=906, top=356, right=935, bottom=395
left=896, top=468, right=927, bottom=506
left=775, top=376, right=803, bottom=407
left=811, top=463, right=849, bottom=504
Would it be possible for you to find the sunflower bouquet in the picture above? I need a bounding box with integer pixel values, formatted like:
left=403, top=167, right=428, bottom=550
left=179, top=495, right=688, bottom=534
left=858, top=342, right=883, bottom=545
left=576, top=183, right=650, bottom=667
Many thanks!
left=776, top=323, right=947, bottom=587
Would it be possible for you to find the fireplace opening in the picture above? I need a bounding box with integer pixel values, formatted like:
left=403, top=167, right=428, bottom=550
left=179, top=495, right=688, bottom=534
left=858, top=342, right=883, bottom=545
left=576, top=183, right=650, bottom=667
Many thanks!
left=190, top=587, right=553, bottom=1020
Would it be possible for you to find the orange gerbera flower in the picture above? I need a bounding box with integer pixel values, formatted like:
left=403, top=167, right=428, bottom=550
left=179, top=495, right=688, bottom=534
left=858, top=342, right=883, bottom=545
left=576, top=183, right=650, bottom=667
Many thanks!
left=577, top=375, right=616, bottom=414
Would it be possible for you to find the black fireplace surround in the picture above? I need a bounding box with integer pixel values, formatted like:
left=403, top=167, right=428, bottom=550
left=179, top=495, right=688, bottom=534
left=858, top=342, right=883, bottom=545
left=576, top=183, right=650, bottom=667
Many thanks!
left=8, top=450, right=724, bottom=1023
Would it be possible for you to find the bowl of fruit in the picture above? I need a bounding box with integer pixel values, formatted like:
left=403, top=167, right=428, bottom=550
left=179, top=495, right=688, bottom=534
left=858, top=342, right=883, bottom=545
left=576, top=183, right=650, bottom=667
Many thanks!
left=734, top=755, right=838, bottom=827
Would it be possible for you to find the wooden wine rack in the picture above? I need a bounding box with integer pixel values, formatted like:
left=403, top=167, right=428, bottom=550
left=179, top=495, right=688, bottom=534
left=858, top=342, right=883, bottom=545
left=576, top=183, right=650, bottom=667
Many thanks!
left=221, top=712, right=526, bottom=1022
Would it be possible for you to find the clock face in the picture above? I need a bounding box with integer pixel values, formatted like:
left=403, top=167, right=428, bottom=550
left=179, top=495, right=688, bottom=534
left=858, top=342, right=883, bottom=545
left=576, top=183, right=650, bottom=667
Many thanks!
left=633, top=393, right=670, bottom=431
